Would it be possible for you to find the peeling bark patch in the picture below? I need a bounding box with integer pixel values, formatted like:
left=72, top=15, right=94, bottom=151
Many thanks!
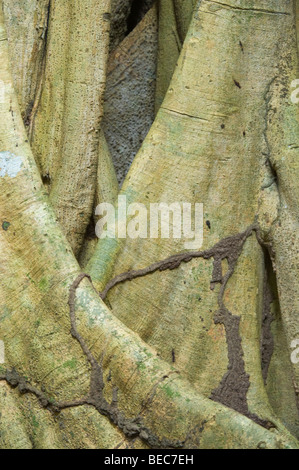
left=0, top=152, right=23, bottom=178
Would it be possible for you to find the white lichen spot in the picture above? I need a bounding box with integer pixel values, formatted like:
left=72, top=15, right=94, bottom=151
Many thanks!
left=0, top=151, right=23, bottom=178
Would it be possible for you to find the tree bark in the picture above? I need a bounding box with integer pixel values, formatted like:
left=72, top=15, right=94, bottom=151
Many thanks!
left=0, top=0, right=298, bottom=449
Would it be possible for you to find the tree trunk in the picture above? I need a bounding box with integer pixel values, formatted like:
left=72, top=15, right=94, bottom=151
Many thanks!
left=0, top=0, right=298, bottom=449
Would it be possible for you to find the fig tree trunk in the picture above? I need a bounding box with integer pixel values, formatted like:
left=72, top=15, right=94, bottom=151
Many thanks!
left=0, top=0, right=298, bottom=449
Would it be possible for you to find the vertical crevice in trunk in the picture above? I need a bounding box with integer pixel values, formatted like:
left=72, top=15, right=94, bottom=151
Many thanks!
left=110, top=0, right=155, bottom=51
left=2, top=0, right=51, bottom=128
left=126, top=0, right=155, bottom=34
left=30, top=0, right=112, bottom=256
left=261, top=250, right=275, bottom=384
left=27, top=0, right=51, bottom=139
left=102, top=5, right=158, bottom=186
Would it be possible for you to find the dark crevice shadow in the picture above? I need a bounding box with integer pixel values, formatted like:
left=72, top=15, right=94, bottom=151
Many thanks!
left=126, top=0, right=155, bottom=35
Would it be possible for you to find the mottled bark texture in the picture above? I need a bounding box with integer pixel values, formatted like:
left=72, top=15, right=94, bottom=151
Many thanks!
left=0, top=0, right=298, bottom=449
left=102, top=6, right=158, bottom=186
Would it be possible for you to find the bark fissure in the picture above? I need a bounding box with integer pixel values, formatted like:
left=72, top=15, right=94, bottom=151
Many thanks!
left=261, top=259, right=275, bottom=384
left=27, top=0, right=51, bottom=137
left=205, top=1, right=290, bottom=16
left=262, top=76, right=279, bottom=185
left=161, top=106, right=210, bottom=121
left=126, top=0, right=155, bottom=34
